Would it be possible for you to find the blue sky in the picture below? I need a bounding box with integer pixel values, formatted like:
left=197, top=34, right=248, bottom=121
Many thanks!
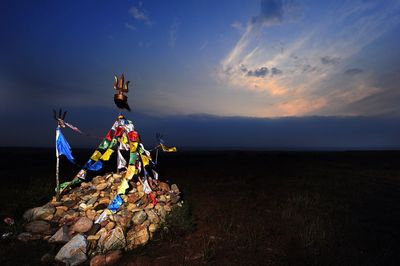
left=1, top=0, right=400, bottom=148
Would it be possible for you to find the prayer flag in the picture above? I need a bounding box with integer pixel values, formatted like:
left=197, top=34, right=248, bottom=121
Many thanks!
left=117, top=149, right=127, bottom=170
left=100, top=148, right=114, bottom=161
left=84, top=160, right=103, bottom=171
left=161, top=144, right=177, bottom=153
left=56, top=128, right=75, bottom=163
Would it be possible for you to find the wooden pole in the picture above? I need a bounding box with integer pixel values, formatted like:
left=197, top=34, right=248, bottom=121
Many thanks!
left=56, top=126, right=60, bottom=201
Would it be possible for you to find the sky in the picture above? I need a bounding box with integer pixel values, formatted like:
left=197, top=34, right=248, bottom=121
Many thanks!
left=1, top=0, right=400, bottom=149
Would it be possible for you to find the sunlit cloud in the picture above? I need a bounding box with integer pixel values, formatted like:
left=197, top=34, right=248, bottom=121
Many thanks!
left=217, top=0, right=400, bottom=117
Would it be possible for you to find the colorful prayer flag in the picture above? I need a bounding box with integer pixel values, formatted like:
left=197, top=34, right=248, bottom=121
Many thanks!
left=56, top=128, right=75, bottom=163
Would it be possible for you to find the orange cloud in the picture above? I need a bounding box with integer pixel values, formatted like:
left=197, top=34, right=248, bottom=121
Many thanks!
left=275, top=97, right=327, bottom=116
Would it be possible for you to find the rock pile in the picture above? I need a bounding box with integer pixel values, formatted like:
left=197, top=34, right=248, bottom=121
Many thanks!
left=19, top=172, right=182, bottom=265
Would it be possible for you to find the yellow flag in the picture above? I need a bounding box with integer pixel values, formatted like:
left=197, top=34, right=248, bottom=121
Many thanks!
left=161, top=144, right=177, bottom=152
left=141, top=154, right=150, bottom=166
left=117, top=178, right=129, bottom=194
left=130, top=142, right=138, bottom=152
left=125, top=165, right=136, bottom=180
left=121, top=134, right=128, bottom=144
left=90, top=150, right=102, bottom=161
left=100, top=148, right=114, bottom=161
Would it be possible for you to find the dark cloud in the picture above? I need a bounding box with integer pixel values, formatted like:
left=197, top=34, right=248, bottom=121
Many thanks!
left=321, top=56, right=341, bottom=65
left=247, top=67, right=269, bottom=77
left=271, top=67, right=283, bottom=76
left=242, top=66, right=282, bottom=77
left=344, top=68, right=364, bottom=76
left=251, top=0, right=284, bottom=26
left=341, top=88, right=400, bottom=116
left=302, top=64, right=318, bottom=73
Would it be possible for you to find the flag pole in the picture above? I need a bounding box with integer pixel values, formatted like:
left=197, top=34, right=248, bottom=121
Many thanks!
left=155, top=147, right=159, bottom=164
left=56, top=126, right=60, bottom=201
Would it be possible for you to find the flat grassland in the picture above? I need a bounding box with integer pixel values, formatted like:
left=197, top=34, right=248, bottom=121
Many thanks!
left=0, top=148, right=399, bottom=265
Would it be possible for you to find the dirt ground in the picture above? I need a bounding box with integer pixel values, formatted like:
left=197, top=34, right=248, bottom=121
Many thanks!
left=1, top=149, right=400, bottom=265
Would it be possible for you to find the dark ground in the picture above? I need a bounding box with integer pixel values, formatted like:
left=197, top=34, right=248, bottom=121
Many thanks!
left=0, top=148, right=400, bottom=265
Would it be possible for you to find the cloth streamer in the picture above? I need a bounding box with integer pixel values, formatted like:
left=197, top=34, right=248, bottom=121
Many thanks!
left=56, top=128, right=75, bottom=163
left=108, top=194, right=124, bottom=212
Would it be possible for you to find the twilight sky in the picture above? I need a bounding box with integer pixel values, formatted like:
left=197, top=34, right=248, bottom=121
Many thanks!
left=1, top=0, right=400, bottom=148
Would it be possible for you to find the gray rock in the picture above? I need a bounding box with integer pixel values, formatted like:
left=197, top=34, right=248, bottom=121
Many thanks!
left=99, top=227, right=126, bottom=252
left=23, top=204, right=55, bottom=222
left=132, top=210, right=147, bottom=225
left=126, top=226, right=149, bottom=249
left=49, top=225, right=71, bottom=243
left=169, top=192, right=180, bottom=204
left=25, top=220, right=51, bottom=234
left=87, top=196, right=98, bottom=206
left=171, top=184, right=180, bottom=194
left=145, top=209, right=160, bottom=224
left=55, top=234, right=87, bottom=266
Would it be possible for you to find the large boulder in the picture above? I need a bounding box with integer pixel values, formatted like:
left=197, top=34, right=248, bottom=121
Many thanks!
left=23, top=204, right=55, bottom=222
left=126, top=225, right=149, bottom=249
left=55, top=234, right=87, bottom=266
left=71, top=217, right=93, bottom=233
left=25, top=220, right=51, bottom=234
left=49, top=225, right=71, bottom=243
left=98, top=227, right=126, bottom=252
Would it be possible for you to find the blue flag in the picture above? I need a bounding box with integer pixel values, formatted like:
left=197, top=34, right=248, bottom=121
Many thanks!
left=108, top=194, right=123, bottom=212
left=56, top=128, right=75, bottom=164
left=83, top=159, right=103, bottom=171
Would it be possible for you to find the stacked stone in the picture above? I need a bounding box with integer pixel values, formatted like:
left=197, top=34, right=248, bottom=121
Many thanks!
left=19, top=172, right=181, bottom=265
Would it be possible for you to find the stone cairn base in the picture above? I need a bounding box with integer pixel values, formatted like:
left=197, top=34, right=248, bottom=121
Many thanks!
left=19, top=172, right=182, bottom=265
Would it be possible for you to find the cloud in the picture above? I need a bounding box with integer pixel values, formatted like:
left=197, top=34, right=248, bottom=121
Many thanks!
left=129, top=6, right=152, bottom=25
left=247, top=67, right=269, bottom=77
left=321, top=56, right=341, bottom=65
left=301, top=64, right=318, bottom=73
left=271, top=67, right=283, bottom=76
left=344, top=68, right=364, bottom=76
left=169, top=18, right=180, bottom=48
left=243, top=66, right=283, bottom=78
left=217, top=1, right=400, bottom=116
